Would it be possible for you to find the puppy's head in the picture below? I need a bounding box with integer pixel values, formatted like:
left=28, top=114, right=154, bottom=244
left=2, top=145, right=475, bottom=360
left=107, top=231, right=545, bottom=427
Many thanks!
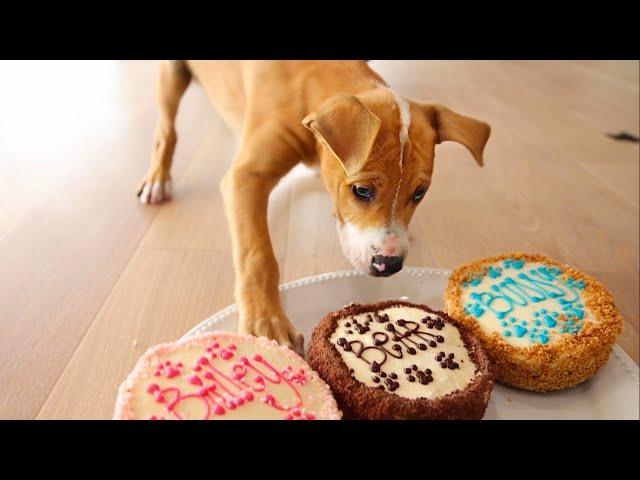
left=303, top=89, right=490, bottom=276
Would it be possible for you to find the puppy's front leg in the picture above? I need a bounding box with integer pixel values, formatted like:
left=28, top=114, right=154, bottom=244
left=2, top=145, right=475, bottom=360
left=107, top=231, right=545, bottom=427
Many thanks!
left=220, top=135, right=304, bottom=355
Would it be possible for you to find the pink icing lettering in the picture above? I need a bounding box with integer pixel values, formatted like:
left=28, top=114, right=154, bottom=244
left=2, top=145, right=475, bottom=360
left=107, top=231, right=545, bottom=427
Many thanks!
left=143, top=340, right=315, bottom=420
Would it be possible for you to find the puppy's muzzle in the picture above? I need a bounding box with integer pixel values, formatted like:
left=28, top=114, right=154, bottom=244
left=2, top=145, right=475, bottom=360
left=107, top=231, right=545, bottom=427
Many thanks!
left=370, top=254, right=403, bottom=277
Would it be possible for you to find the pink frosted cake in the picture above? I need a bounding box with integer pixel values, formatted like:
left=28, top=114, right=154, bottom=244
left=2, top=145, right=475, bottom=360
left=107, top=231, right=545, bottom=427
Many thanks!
left=114, top=332, right=341, bottom=420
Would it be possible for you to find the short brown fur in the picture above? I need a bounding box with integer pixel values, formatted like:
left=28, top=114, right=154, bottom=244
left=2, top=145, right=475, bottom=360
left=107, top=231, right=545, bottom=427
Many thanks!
left=138, top=61, right=491, bottom=353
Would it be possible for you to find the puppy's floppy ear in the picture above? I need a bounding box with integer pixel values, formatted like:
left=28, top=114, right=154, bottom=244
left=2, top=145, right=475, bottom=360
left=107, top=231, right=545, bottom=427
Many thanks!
left=421, top=103, right=491, bottom=167
left=302, top=95, right=381, bottom=175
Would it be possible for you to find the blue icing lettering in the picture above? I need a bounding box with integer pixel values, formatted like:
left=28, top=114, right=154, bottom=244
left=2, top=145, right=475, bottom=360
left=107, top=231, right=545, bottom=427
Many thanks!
left=470, top=291, right=513, bottom=319
left=504, top=275, right=547, bottom=302
left=465, top=260, right=588, bottom=345
left=517, top=273, right=566, bottom=298
left=493, top=283, right=529, bottom=306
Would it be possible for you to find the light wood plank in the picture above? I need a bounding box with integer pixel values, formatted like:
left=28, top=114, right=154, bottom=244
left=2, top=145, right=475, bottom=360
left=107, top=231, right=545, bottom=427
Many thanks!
left=0, top=61, right=214, bottom=418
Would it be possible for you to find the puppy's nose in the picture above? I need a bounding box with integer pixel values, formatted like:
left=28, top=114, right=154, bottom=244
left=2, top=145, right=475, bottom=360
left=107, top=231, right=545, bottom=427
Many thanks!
left=370, top=255, right=403, bottom=277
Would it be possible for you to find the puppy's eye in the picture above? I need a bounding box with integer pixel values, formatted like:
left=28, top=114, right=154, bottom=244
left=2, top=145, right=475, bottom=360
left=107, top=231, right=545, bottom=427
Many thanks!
left=352, top=184, right=373, bottom=201
left=413, top=187, right=427, bottom=202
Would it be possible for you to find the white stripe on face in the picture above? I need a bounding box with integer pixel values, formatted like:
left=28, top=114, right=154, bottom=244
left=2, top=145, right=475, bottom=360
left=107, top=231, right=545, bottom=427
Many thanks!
left=388, top=89, right=411, bottom=221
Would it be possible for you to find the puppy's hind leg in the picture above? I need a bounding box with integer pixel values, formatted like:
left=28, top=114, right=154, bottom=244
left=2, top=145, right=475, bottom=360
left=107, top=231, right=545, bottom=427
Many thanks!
left=138, top=60, right=191, bottom=204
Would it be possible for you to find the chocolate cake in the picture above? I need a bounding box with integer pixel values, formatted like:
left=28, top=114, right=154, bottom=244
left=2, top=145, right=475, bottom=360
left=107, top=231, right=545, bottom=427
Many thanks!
left=307, top=300, right=494, bottom=420
left=444, top=253, right=623, bottom=392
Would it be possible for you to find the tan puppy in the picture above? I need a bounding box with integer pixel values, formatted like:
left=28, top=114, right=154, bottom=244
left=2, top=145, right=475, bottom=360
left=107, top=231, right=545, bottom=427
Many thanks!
left=138, top=60, right=490, bottom=355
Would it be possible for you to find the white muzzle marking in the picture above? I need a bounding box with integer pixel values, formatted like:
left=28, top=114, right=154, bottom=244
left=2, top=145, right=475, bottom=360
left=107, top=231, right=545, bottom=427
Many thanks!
left=337, top=221, right=409, bottom=274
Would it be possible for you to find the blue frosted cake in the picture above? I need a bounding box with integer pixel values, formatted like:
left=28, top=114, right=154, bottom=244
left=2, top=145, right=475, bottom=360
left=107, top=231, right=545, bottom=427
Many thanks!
left=444, top=253, right=622, bottom=391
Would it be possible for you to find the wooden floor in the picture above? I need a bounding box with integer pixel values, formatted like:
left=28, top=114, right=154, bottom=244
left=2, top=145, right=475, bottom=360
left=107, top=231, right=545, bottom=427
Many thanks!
left=0, top=60, right=638, bottom=419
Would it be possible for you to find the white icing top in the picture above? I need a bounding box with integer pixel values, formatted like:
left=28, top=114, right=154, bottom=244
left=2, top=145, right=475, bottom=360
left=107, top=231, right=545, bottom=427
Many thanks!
left=460, top=259, right=593, bottom=347
left=330, top=306, right=477, bottom=400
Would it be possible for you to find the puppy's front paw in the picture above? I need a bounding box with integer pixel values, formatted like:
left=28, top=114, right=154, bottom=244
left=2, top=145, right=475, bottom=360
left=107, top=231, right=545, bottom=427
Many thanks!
left=239, top=313, right=305, bottom=357
left=137, top=171, right=172, bottom=205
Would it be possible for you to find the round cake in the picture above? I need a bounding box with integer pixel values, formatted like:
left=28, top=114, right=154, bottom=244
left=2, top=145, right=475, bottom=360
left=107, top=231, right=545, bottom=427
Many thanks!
left=444, top=253, right=623, bottom=392
left=114, top=332, right=341, bottom=420
left=307, top=300, right=494, bottom=420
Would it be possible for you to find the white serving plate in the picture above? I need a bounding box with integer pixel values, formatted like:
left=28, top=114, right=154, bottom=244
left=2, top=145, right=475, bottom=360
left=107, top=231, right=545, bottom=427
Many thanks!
left=183, top=268, right=639, bottom=420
